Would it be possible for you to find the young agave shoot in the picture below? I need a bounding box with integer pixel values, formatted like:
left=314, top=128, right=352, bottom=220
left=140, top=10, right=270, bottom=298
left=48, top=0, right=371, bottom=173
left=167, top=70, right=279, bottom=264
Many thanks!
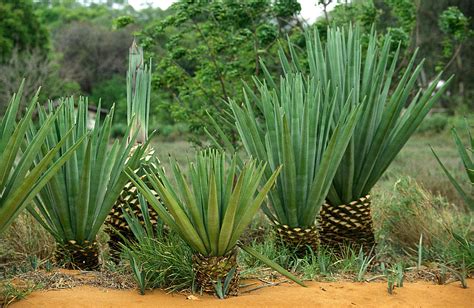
left=105, top=40, right=160, bottom=259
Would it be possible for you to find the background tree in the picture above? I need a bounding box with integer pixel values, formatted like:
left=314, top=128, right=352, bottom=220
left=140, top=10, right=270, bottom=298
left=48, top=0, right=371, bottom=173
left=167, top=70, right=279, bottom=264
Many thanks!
left=0, top=49, right=80, bottom=112
left=0, top=0, right=51, bottom=111
left=137, top=0, right=303, bottom=144
left=54, top=22, right=133, bottom=95
left=0, top=0, right=49, bottom=62
left=437, top=6, right=472, bottom=98
left=313, top=0, right=473, bottom=110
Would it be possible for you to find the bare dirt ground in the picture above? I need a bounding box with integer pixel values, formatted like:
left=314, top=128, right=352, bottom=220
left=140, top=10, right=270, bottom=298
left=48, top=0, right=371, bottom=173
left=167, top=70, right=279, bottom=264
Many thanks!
left=12, top=279, right=473, bottom=308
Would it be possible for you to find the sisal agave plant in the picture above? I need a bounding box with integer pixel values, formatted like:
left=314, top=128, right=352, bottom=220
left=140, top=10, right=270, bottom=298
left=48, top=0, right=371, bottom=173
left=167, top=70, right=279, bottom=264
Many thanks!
left=262, top=26, right=452, bottom=251
left=128, top=150, right=303, bottom=294
left=0, top=82, right=83, bottom=234
left=432, top=122, right=473, bottom=210
left=105, top=40, right=160, bottom=259
left=215, top=71, right=362, bottom=253
left=28, top=97, right=146, bottom=270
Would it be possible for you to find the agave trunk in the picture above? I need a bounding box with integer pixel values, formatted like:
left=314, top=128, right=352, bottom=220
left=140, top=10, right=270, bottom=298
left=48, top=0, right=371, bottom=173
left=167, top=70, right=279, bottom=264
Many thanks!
left=274, top=221, right=319, bottom=255
left=54, top=239, right=100, bottom=270
left=317, top=195, right=375, bottom=253
left=192, top=250, right=239, bottom=295
left=105, top=145, right=160, bottom=259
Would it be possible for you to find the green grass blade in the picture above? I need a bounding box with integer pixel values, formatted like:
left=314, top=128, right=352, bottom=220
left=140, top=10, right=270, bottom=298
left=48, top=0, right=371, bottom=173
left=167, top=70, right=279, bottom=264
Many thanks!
left=240, top=244, right=306, bottom=287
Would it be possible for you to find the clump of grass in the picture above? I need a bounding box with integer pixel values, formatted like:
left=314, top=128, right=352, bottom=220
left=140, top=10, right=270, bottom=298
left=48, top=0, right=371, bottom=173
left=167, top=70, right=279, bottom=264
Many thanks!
left=354, top=248, right=375, bottom=282
left=375, top=177, right=452, bottom=248
left=240, top=233, right=382, bottom=282
left=331, top=246, right=361, bottom=274
left=298, top=247, right=335, bottom=280
left=123, top=233, right=194, bottom=292
left=373, top=176, right=473, bottom=271
left=239, top=234, right=295, bottom=279
left=0, top=280, right=39, bottom=306
left=125, top=249, right=147, bottom=295
left=0, top=213, right=55, bottom=273
left=120, top=199, right=194, bottom=293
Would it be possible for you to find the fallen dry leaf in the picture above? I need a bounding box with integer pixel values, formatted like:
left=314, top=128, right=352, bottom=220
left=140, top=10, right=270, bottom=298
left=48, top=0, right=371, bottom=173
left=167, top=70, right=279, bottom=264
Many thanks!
left=186, top=295, right=199, bottom=300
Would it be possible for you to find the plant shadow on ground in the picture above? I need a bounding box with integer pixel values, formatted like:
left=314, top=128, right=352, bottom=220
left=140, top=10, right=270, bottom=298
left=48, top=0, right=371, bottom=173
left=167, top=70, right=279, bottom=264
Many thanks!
left=1, top=127, right=473, bottom=302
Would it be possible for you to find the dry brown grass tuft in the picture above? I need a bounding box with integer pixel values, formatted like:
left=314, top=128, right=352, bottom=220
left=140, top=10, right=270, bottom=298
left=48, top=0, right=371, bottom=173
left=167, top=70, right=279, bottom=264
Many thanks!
left=373, top=176, right=469, bottom=251
left=0, top=213, right=55, bottom=265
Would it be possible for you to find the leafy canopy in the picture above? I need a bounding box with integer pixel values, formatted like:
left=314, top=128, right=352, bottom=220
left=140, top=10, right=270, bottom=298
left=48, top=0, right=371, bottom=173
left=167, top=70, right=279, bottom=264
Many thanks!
left=140, top=0, right=303, bottom=144
left=0, top=0, right=49, bottom=62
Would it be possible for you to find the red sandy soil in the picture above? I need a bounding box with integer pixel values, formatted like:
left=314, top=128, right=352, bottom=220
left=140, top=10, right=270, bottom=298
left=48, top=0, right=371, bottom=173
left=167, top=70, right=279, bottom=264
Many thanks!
left=12, top=279, right=473, bottom=308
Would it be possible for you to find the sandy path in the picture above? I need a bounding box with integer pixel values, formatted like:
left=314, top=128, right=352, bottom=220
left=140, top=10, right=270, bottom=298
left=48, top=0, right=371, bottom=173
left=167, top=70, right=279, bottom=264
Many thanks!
left=12, top=279, right=473, bottom=308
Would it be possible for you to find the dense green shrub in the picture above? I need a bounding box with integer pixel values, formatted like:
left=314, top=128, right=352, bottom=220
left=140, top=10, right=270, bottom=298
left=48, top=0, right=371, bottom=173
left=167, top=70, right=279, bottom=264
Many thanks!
left=110, top=123, right=127, bottom=138
left=0, top=0, right=49, bottom=62
left=417, top=113, right=449, bottom=134
left=90, top=75, right=126, bottom=108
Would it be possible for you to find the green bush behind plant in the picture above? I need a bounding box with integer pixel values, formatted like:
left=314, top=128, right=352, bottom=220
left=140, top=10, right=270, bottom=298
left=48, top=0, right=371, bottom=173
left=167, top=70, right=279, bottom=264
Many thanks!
left=417, top=113, right=449, bottom=134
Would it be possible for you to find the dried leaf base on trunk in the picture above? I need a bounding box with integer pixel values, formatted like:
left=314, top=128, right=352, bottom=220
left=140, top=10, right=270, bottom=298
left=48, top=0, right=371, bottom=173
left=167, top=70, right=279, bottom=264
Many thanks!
left=105, top=147, right=161, bottom=261
left=54, top=240, right=100, bottom=270
left=317, top=195, right=375, bottom=254
left=192, top=252, right=240, bottom=295
left=274, top=221, right=320, bottom=255
left=105, top=178, right=160, bottom=260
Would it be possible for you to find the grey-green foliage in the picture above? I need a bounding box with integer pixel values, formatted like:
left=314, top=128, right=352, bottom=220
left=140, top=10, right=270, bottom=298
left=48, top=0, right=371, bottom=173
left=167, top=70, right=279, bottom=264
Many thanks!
left=215, top=71, right=361, bottom=228
left=128, top=149, right=305, bottom=287
left=128, top=149, right=281, bottom=257
left=0, top=81, right=83, bottom=234
left=27, top=97, right=146, bottom=245
left=277, top=25, right=451, bottom=205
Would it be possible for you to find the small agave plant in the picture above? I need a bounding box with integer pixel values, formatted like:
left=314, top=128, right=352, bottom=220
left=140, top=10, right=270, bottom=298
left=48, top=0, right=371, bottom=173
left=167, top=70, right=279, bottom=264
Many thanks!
left=105, top=40, right=160, bottom=260
left=0, top=82, right=83, bottom=234
left=128, top=150, right=304, bottom=294
left=28, top=97, right=146, bottom=270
